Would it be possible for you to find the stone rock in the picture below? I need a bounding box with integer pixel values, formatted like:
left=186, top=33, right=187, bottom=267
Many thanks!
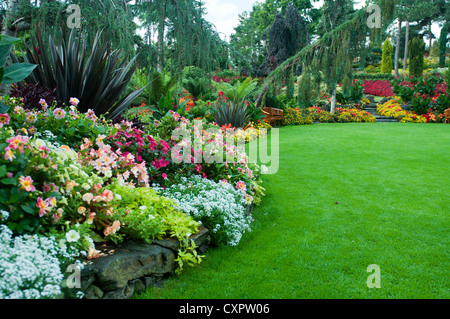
left=401, top=102, right=411, bottom=111
left=152, top=227, right=211, bottom=253
left=103, top=284, right=134, bottom=299
left=365, top=95, right=375, bottom=102
left=130, top=279, right=145, bottom=295
left=143, top=274, right=166, bottom=288
left=80, top=264, right=97, bottom=291
left=379, top=97, right=393, bottom=104
left=90, top=241, right=175, bottom=291
left=84, top=285, right=104, bottom=299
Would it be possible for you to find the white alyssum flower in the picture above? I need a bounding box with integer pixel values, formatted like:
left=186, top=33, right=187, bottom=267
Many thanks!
left=0, top=210, right=9, bottom=221
left=161, top=175, right=253, bottom=246
left=0, top=225, right=71, bottom=299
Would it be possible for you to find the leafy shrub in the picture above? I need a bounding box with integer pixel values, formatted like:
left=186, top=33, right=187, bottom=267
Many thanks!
left=2, top=96, right=112, bottom=149
left=381, top=38, right=393, bottom=74
left=107, top=184, right=200, bottom=245
left=214, top=77, right=258, bottom=105
left=215, top=69, right=240, bottom=78
left=9, top=83, right=61, bottom=110
left=410, top=93, right=432, bottom=115
left=183, top=66, right=206, bottom=80
left=183, top=77, right=209, bottom=104
left=409, top=37, right=425, bottom=77
left=213, top=94, right=250, bottom=128
left=14, top=26, right=143, bottom=119
left=283, top=108, right=313, bottom=125
left=353, top=73, right=395, bottom=81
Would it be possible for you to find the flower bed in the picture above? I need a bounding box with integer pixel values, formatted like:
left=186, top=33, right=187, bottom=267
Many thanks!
left=377, top=97, right=427, bottom=123
left=283, top=106, right=376, bottom=125
left=362, top=80, right=394, bottom=97
left=0, top=94, right=266, bottom=298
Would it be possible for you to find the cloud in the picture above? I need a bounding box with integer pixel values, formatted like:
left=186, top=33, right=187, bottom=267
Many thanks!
left=202, top=0, right=242, bottom=40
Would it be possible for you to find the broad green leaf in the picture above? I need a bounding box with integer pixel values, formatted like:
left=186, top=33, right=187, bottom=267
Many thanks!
left=21, top=204, right=35, bottom=215
left=1, top=178, right=16, bottom=185
left=0, top=35, right=20, bottom=46
left=0, top=44, right=12, bottom=67
left=0, top=165, right=6, bottom=178
left=0, top=102, right=9, bottom=113
left=2, top=63, right=37, bottom=84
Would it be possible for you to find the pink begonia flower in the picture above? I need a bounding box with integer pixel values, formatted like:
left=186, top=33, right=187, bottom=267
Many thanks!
left=236, top=181, right=246, bottom=192
left=19, top=176, right=36, bottom=192
left=4, top=148, right=15, bottom=161
left=0, top=113, right=10, bottom=128
left=53, top=108, right=66, bottom=119
left=69, top=97, right=80, bottom=106
left=39, top=99, right=48, bottom=109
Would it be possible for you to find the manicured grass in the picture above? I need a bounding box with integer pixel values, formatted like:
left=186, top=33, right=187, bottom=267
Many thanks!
left=136, top=123, right=450, bottom=299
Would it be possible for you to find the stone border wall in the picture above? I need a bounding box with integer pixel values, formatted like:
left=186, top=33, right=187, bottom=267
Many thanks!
left=64, top=227, right=210, bottom=299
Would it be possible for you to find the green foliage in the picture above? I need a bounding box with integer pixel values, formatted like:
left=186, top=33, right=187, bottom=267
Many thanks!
left=446, top=69, right=450, bottom=94
left=285, top=70, right=295, bottom=101
left=183, top=66, right=207, bottom=80
left=215, top=77, right=258, bottom=105
left=282, top=107, right=313, bottom=125
left=439, top=22, right=448, bottom=68
left=409, top=37, right=426, bottom=77
left=0, top=35, right=36, bottom=113
left=410, top=95, right=431, bottom=115
left=297, top=66, right=317, bottom=108
left=215, top=69, right=240, bottom=78
left=3, top=96, right=111, bottom=150
left=213, top=97, right=250, bottom=128
left=182, top=77, right=209, bottom=103
left=380, top=38, right=393, bottom=74
left=14, top=26, right=143, bottom=119
left=108, top=184, right=200, bottom=245
left=392, top=80, right=415, bottom=103
left=353, top=73, right=395, bottom=81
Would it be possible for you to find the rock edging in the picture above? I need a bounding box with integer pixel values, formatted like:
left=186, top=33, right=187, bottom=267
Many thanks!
left=64, top=227, right=211, bottom=299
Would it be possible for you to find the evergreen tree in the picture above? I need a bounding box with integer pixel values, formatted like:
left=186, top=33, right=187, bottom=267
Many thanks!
left=409, top=36, right=425, bottom=77
left=257, top=5, right=309, bottom=76
left=381, top=38, right=393, bottom=74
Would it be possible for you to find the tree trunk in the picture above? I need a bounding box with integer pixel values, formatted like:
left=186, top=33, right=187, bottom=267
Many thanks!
left=439, top=22, right=448, bottom=68
left=394, top=19, right=402, bottom=78
left=403, top=20, right=409, bottom=71
left=429, top=20, right=433, bottom=50
left=330, top=86, right=336, bottom=115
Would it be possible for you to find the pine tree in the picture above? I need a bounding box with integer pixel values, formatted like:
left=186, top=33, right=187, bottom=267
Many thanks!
left=381, top=38, right=393, bottom=74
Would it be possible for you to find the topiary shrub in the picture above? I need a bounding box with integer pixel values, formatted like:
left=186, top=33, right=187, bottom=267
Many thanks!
left=409, top=37, right=425, bottom=77
left=380, top=38, right=393, bottom=74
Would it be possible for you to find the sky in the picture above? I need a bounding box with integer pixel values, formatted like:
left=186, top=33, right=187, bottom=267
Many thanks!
left=202, top=0, right=366, bottom=41
left=203, top=0, right=441, bottom=43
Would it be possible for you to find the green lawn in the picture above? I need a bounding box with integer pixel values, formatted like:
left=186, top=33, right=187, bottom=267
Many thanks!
left=137, top=123, right=450, bottom=299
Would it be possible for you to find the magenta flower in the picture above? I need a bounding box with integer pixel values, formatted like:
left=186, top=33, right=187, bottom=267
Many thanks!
left=0, top=113, right=10, bottom=128
left=53, top=108, right=66, bottom=119
left=19, top=176, right=36, bottom=192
